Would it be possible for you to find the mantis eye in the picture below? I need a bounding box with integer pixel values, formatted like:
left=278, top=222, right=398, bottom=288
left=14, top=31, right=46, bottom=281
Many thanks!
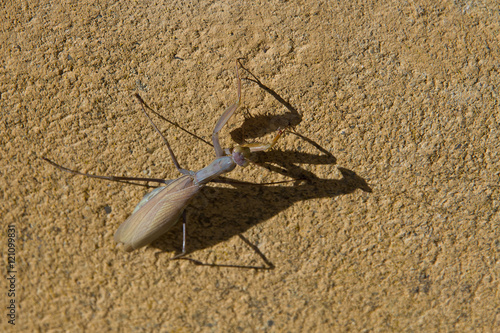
left=232, top=146, right=251, bottom=167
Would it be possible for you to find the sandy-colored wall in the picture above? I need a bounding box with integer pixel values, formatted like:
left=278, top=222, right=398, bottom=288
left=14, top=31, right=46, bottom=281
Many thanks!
left=1, top=1, right=499, bottom=331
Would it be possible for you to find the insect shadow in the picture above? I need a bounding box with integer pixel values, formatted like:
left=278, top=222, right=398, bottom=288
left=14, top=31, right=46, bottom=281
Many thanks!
left=151, top=132, right=371, bottom=267
left=149, top=63, right=371, bottom=268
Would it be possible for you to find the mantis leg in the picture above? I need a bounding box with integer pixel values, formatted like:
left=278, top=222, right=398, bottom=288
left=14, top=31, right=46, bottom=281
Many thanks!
left=41, top=157, right=173, bottom=185
left=171, top=210, right=187, bottom=260
left=221, top=128, right=286, bottom=156
left=135, top=94, right=192, bottom=176
left=243, top=128, right=286, bottom=153
left=212, top=61, right=241, bottom=157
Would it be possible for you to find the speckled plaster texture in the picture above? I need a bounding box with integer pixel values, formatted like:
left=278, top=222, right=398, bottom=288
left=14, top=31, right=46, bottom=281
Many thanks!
left=1, top=1, right=499, bottom=332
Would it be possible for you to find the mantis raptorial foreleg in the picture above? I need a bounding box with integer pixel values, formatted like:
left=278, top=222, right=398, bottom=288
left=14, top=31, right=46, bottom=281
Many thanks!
left=212, top=62, right=242, bottom=157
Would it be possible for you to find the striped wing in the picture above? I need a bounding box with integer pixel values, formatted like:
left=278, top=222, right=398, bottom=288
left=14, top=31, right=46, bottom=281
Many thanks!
left=114, top=175, right=202, bottom=251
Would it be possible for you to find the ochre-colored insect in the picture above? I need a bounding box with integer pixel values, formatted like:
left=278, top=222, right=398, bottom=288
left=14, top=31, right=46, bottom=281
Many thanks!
left=43, top=62, right=284, bottom=258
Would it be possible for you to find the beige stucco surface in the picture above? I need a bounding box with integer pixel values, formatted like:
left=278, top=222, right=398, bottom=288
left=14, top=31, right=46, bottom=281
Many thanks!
left=1, top=1, right=499, bottom=331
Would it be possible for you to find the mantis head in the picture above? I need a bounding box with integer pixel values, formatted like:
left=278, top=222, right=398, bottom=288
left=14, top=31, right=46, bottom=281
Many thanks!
left=232, top=146, right=251, bottom=167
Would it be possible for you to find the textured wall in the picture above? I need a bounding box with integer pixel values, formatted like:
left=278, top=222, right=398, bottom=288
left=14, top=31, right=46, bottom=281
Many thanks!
left=1, top=1, right=499, bottom=331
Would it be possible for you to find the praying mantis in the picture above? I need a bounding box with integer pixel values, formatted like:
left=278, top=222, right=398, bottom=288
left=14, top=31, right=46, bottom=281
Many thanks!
left=42, top=62, right=285, bottom=258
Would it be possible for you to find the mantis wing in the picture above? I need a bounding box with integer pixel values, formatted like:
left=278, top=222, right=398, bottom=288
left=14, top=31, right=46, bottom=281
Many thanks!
left=114, top=175, right=202, bottom=252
